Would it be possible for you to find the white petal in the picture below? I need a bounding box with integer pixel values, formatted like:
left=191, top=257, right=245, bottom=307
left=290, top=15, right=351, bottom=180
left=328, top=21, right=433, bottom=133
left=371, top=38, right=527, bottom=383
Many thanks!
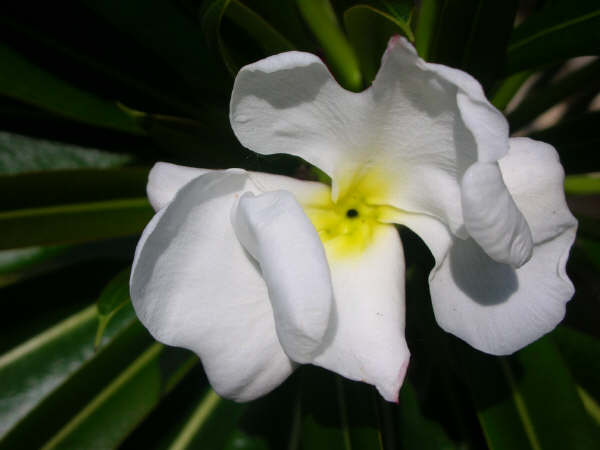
left=146, top=162, right=330, bottom=211
left=461, top=162, right=533, bottom=267
left=232, top=190, right=333, bottom=364
left=429, top=139, right=577, bottom=354
left=500, top=138, right=577, bottom=244
left=147, top=162, right=209, bottom=210
left=313, top=226, right=410, bottom=402
left=230, top=51, right=363, bottom=177
left=230, top=38, right=511, bottom=236
left=430, top=230, right=575, bottom=355
left=130, top=171, right=293, bottom=401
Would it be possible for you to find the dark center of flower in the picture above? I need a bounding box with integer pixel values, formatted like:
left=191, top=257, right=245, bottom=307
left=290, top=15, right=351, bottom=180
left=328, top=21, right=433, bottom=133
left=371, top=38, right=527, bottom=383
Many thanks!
left=346, top=208, right=359, bottom=218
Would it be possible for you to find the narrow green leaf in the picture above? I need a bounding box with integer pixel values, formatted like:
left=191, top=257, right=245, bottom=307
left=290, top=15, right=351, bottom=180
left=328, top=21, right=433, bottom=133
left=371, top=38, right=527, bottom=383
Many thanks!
left=491, top=70, right=534, bottom=111
left=297, top=0, right=363, bottom=91
left=529, top=111, right=600, bottom=174
left=508, top=59, right=600, bottom=131
left=81, top=0, right=230, bottom=102
left=202, top=0, right=238, bottom=75
left=578, top=387, right=600, bottom=426
left=163, top=389, right=249, bottom=450
left=0, top=42, right=142, bottom=135
left=459, top=1, right=518, bottom=91
left=0, top=131, right=133, bottom=175
left=459, top=337, right=600, bottom=450
left=0, top=245, right=69, bottom=287
left=423, top=0, right=518, bottom=89
left=565, top=174, right=600, bottom=195
left=553, top=326, right=600, bottom=410
left=95, top=268, right=131, bottom=348
left=413, top=0, right=438, bottom=60
left=299, top=368, right=382, bottom=450
left=0, top=301, right=141, bottom=443
left=343, top=5, right=414, bottom=84
left=0, top=198, right=153, bottom=250
left=0, top=168, right=148, bottom=211
left=225, top=0, right=295, bottom=55
left=41, top=344, right=196, bottom=449
left=397, top=383, right=456, bottom=450
left=507, top=0, right=600, bottom=74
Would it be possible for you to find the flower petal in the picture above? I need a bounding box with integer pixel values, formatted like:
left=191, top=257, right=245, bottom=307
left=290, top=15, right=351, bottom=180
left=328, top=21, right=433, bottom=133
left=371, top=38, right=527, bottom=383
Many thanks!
left=429, top=139, right=577, bottom=354
left=230, top=51, right=360, bottom=177
left=130, top=170, right=293, bottom=401
left=147, top=162, right=330, bottom=211
left=312, top=225, right=410, bottom=402
left=232, top=190, right=333, bottom=364
left=429, top=231, right=575, bottom=355
left=500, top=138, right=577, bottom=244
left=147, top=162, right=209, bottom=210
left=230, top=38, right=512, bottom=236
left=461, top=162, right=533, bottom=267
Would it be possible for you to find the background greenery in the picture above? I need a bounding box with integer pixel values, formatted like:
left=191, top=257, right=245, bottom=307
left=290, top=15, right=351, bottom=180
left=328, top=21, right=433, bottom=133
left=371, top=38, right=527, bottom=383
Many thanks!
left=1, top=0, right=599, bottom=448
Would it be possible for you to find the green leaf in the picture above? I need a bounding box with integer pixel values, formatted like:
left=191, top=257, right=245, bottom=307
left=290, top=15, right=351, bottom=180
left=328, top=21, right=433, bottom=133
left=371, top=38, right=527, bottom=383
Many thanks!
left=40, top=344, right=197, bottom=449
left=225, top=1, right=295, bottom=56
left=201, top=0, right=239, bottom=75
left=0, top=301, right=145, bottom=446
left=0, top=168, right=148, bottom=211
left=0, top=245, right=70, bottom=287
left=343, top=4, right=414, bottom=84
left=95, top=268, right=132, bottom=348
left=508, top=59, right=600, bottom=131
left=457, top=337, right=600, bottom=450
left=0, top=41, right=143, bottom=135
left=565, top=174, right=600, bottom=195
left=0, top=131, right=133, bottom=175
left=529, top=111, right=600, bottom=174
left=81, top=0, right=230, bottom=104
left=491, top=70, right=534, bottom=111
left=167, top=389, right=247, bottom=450
left=299, top=368, right=382, bottom=450
left=397, top=383, right=456, bottom=450
left=297, top=0, right=363, bottom=91
left=0, top=198, right=153, bottom=250
left=458, top=1, right=518, bottom=91
left=413, top=0, right=438, bottom=60
left=507, top=0, right=600, bottom=74
left=424, top=0, right=518, bottom=90
left=553, top=326, right=600, bottom=410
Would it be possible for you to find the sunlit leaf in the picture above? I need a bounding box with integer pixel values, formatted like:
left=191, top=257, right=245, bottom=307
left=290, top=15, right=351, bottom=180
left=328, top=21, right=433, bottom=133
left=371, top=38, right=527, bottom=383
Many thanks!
left=413, top=0, right=438, bottom=60
left=95, top=268, right=131, bottom=348
left=565, top=174, right=600, bottom=195
left=40, top=344, right=196, bottom=449
left=0, top=302, right=147, bottom=447
left=297, top=0, right=363, bottom=92
left=0, top=131, right=133, bottom=175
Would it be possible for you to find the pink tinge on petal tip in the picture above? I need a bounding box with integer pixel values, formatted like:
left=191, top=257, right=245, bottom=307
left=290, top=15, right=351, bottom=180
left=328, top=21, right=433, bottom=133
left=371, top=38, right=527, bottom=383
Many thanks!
left=393, top=358, right=410, bottom=404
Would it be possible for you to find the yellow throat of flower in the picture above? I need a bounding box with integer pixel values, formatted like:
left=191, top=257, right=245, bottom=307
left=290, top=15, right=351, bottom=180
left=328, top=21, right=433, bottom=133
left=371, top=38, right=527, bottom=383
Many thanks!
left=304, top=170, right=397, bottom=260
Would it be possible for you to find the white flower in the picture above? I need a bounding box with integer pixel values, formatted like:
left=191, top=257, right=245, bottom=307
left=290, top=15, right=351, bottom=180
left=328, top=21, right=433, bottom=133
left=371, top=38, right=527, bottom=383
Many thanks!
left=130, top=37, right=577, bottom=402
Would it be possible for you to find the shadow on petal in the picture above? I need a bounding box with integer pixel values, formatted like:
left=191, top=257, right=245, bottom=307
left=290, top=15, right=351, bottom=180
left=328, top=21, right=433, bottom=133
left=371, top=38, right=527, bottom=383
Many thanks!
left=449, top=238, right=518, bottom=306
left=232, top=62, right=331, bottom=110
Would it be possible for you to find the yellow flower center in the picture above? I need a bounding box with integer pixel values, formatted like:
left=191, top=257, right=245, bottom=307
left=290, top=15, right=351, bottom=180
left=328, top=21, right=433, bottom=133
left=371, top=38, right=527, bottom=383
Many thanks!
left=303, top=170, right=399, bottom=260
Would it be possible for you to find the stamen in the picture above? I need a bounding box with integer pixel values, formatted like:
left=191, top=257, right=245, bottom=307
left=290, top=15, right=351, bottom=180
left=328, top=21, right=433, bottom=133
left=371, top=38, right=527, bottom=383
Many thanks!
left=346, top=208, right=359, bottom=218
